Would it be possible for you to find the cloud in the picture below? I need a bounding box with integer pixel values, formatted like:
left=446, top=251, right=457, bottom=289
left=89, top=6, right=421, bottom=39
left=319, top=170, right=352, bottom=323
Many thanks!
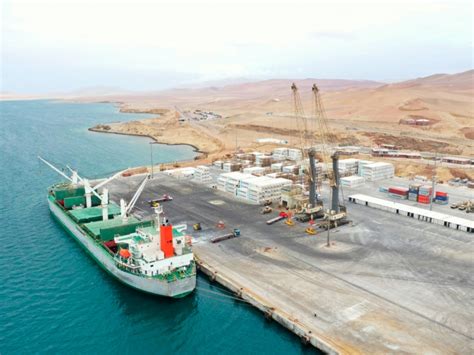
left=1, top=0, right=472, bottom=93
left=308, top=31, right=356, bottom=41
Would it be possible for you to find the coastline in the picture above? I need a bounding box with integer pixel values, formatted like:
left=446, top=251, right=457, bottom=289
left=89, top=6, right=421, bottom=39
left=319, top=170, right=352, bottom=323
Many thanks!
left=88, top=127, right=204, bottom=155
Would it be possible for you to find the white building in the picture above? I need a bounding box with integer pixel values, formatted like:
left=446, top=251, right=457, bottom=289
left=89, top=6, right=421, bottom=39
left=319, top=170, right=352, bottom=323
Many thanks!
left=243, top=166, right=266, bottom=175
left=341, top=175, right=365, bottom=188
left=338, top=159, right=359, bottom=175
left=193, top=165, right=212, bottom=183
left=272, top=147, right=303, bottom=161
left=164, top=167, right=195, bottom=179
left=288, top=148, right=303, bottom=161
left=357, top=160, right=373, bottom=177
left=361, top=162, right=394, bottom=181
left=217, top=172, right=292, bottom=204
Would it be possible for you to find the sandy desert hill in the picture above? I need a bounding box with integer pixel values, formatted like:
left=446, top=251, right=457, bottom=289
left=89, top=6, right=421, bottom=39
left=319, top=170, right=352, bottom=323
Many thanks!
left=79, top=70, right=473, bottom=163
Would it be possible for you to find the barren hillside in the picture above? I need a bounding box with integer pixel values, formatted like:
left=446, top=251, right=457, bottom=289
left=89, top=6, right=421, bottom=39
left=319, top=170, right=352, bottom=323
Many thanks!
left=82, top=71, right=472, bottom=162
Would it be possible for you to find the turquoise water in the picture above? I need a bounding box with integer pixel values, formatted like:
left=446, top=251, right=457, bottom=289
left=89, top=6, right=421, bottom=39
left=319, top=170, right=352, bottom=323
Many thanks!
left=0, top=100, right=313, bottom=354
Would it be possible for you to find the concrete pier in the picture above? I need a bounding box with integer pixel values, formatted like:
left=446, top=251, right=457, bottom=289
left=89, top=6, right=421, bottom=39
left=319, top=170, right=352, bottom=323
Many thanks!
left=108, top=173, right=474, bottom=354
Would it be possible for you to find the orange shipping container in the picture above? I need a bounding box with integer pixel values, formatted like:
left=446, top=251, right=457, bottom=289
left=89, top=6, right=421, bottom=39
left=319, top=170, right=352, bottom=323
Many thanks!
left=418, top=195, right=430, bottom=204
left=160, top=225, right=174, bottom=258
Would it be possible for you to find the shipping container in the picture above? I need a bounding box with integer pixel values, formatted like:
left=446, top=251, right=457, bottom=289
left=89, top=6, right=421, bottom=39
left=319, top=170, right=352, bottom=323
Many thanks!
left=408, top=192, right=418, bottom=201
left=418, top=195, right=430, bottom=204
left=389, top=193, right=408, bottom=199
left=388, top=187, right=409, bottom=195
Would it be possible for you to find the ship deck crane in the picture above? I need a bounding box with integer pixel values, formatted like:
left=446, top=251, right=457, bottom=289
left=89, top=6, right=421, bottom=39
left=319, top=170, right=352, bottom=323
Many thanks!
left=39, top=156, right=125, bottom=221
left=66, top=165, right=123, bottom=208
left=120, top=174, right=150, bottom=220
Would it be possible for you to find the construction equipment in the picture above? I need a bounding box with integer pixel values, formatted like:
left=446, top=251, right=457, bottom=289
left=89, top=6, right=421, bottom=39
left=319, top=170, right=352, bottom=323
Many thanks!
left=285, top=211, right=295, bottom=226
left=149, top=194, right=173, bottom=207
left=291, top=84, right=323, bottom=218
left=324, top=152, right=348, bottom=226
left=211, top=228, right=240, bottom=243
left=310, top=84, right=349, bottom=226
left=288, top=83, right=350, bottom=234
left=266, top=212, right=288, bottom=225
left=193, top=223, right=202, bottom=231
left=456, top=200, right=473, bottom=212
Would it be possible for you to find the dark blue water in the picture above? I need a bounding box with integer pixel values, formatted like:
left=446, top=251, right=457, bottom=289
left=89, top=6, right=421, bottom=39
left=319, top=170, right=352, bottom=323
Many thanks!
left=0, top=100, right=312, bottom=354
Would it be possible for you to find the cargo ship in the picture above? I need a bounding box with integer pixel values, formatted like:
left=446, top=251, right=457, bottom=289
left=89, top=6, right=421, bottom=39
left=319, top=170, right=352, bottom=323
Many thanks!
left=39, top=157, right=196, bottom=298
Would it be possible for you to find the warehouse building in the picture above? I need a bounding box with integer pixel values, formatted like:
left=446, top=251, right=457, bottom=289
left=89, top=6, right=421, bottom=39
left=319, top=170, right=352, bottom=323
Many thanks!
left=348, top=194, right=474, bottom=233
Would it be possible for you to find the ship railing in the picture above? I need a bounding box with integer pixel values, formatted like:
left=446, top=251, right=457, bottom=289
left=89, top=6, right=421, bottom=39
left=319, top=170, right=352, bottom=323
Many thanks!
left=114, top=257, right=141, bottom=270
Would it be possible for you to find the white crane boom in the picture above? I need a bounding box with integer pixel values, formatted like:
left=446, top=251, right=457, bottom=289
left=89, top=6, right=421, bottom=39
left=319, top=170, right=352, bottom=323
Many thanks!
left=92, top=170, right=124, bottom=191
left=125, top=175, right=149, bottom=216
left=38, top=156, right=73, bottom=182
left=66, top=165, right=103, bottom=202
left=291, top=83, right=309, bottom=154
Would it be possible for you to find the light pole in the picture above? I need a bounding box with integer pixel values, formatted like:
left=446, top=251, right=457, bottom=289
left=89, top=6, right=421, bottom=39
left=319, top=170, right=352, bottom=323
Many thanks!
left=429, top=151, right=438, bottom=211
left=150, top=142, right=158, bottom=179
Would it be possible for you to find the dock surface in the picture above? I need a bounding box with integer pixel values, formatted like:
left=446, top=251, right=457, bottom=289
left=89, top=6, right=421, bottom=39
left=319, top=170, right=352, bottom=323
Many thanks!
left=108, top=174, right=473, bottom=354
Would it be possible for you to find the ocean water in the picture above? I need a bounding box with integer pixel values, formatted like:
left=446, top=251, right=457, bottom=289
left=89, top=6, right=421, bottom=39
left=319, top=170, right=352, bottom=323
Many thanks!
left=0, top=100, right=314, bottom=354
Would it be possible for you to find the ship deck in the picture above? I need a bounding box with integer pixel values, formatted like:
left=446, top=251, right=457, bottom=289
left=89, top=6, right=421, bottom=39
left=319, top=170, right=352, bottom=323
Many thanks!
left=107, top=173, right=473, bottom=354
left=69, top=203, right=121, bottom=223
left=83, top=215, right=140, bottom=238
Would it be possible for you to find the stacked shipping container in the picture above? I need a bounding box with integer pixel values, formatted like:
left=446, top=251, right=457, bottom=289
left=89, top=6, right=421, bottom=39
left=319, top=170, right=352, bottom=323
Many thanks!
left=418, top=185, right=432, bottom=204
left=388, top=186, right=409, bottom=199
left=434, top=191, right=449, bottom=205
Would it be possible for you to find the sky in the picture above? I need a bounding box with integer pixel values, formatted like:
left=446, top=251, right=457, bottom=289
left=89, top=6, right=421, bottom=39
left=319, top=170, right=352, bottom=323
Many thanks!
left=1, top=0, right=473, bottom=93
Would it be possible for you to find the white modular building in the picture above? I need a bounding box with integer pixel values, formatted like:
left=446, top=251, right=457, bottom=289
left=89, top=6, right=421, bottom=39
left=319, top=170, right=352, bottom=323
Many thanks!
left=287, top=148, right=303, bottom=161
left=255, top=154, right=272, bottom=167
left=271, top=163, right=283, bottom=172
left=217, top=172, right=254, bottom=194
left=213, top=160, right=223, bottom=169
left=164, top=167, right=195, bottom=179
left=341, top=175, right=365, bottom=188
left=217, top=172, right=292, bottom=204
left=357, top=160, right=373, bottom=177
left=272, top=148, right=289, bottom=160
left=243, top=166, right=266, bottom=176
left=193, top=165, right=212, bottom=183
left=272, top=147, right=303, bottom=161
left=338, top=159, right=359, bottom=175
left=242, top=177, right=293, bottom=204
left=361, top=162, right=394, bottom=181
